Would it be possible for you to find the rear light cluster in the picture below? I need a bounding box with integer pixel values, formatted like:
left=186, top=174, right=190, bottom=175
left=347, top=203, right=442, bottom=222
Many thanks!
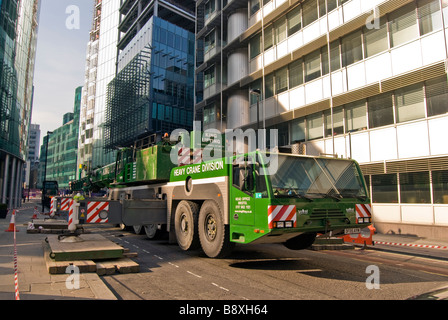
left=272, top=221, right=294, bottom=228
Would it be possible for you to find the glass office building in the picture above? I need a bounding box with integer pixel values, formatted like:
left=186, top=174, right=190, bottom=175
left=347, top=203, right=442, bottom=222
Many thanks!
left=195, top=0, right=448, bottom=239
left=0, top=0, right=40, bottom=208
left=43, top=86, right=81, bottom=189
left=78, top=0, right=121, bottom=174
left=105, top=16, right=195, bottom=150
left=104, top=0, right=195, bottom=151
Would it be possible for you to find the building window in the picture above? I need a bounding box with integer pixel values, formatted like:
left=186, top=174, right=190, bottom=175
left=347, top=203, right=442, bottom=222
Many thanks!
left=432, top=170, right=448, bottom=204
left=291, top=117, right=306, bottom=142
left=264, top=25, right=274, bottom=50
left=307, top=112, right=323, bottom=140
left=363, top=17, right=388, bottom=58
left=250, top=33, right=261, bottom=59
left=304, top=49, right=321, bottom=82
left=321, top=46, right=329, bottom=75
left=303, top=0, right=318, bottom=27
left=368, top=93, right=394, bottom=129
left=395, top=83, right=425, bottom=123
left=324, top=107, right=344, bottom=137
left=345, top=100, right=367, bottom=132
left=425, top=76, right=448, bottom=117
left=341, top=30, right=363, bottom=67
left=289, top=59, right=303, bottom=88
left=204, top=0, right=216, bottom=20
left=418, top=0, right=442, bottom=36
left=389, top=3, right=418, bottom=47
left=287, top=5, right=302, bottom=36
left=274, top=17, right=287, bottom=44
left=265, top=73, right=274, bottom=98
left=330, top=40, right=341, bottom=71
left=204, top=30, right=216, bottom=53
left=399, top=172, right=431, bottom=204
left=250, top=79, right=262, bottom=105
left=204, top=66, right=215, bottom=88
left=318, top=0, right=327, bottom=17
left=275, top=67, right=288, bottom=94
left=372, top=174, right=398, bottom=203
left=250, top=0, right=260, bottom=16
left=203, top=106, right=216, bottom=125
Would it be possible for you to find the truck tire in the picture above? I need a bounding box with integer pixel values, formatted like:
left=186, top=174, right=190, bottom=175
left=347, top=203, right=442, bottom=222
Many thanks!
left=144, top=224, right=161, bottom=239
left=283, top=232, right=317, bottom=250
left=198, top=200, right=234, bottom=258
left=174, top=200, right=200, bottom=251
left=133, top=225, right=144, bottom=234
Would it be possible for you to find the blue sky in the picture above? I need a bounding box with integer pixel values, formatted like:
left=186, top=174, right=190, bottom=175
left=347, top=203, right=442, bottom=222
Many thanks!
left=32, top=0, right=93, bottom=147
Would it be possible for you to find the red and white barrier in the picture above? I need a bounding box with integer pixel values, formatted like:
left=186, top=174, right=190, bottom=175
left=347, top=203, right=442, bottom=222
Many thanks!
left=375, top=241, right=447, bottom=250
left=86, top=201, right=109, bottom=224
left=178, top=147, right=190, bottom=166
left=60, top=198, right=71, bottom=211
left=5, top=210, right=20, bottom=299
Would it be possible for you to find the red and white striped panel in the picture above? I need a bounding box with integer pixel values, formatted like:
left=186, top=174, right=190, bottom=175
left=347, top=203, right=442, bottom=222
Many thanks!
left=87, top=201, right=109, bottom=224
left=178, top=147, right=190, bottom=166
left=60, top=198, right=71, bottom=211
left=50, top=197, right=56, bottom=214
left=268, top=205, right=297, bottom=229
left=68, top=200, right=74, bottom=229
left=192, top=148, right=202, bottom=164
left=356, top=204, right=371, bottom=222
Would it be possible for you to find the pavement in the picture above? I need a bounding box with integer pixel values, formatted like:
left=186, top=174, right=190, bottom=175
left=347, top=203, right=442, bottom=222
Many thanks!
left=0, top=200, right=117, bottom=300
left=0, top=199, right=447, bottom=300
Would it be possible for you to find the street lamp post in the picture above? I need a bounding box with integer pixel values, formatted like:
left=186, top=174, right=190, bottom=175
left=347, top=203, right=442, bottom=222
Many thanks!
left=250, top=89, right=261, bottom=150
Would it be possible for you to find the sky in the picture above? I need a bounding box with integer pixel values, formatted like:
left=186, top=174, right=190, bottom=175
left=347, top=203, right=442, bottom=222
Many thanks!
left=32, top=0, right=94, bottom=148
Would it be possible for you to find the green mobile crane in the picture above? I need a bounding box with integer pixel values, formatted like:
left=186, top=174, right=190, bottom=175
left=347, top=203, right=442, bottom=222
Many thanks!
left=69, top=132, right=371, bottom=258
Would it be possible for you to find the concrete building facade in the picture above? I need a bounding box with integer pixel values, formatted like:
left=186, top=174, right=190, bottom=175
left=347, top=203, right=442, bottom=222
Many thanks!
left=194, top=0, right=448, bottom=239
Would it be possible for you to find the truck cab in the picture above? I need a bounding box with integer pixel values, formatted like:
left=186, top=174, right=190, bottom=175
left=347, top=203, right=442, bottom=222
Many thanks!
left=229, top=151, right=371, bottom=248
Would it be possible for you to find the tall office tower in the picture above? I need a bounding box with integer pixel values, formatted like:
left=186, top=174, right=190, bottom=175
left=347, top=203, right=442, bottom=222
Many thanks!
left=78, top=0, right=121, bottom=174
left=0, top=0, right=40, bottom=208
left=103, top=0, right=196, bottom=151
left=195, top=0, right=448, bottom=240
left=25, top=123, right=40, bottom=189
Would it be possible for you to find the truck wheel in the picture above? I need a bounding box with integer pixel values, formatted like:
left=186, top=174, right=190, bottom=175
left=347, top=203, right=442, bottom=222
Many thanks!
left=174, top=201, right=200, bottom=251
left=144, top=224, right=160, bottom=239
left=198, top=200, right=234, bottom=258
left=283, top=232, right=317, bottom=250
left=133, top=225, right=143, bottom=234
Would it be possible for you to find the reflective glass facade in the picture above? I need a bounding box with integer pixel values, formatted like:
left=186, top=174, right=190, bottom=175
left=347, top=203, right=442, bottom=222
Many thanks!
left=105, top=16, right=195, bottom=150
left=0, top=0, right=40, bottom=208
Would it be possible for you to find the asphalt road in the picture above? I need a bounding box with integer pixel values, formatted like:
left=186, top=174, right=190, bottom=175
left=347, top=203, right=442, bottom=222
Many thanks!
left=85, top=224, right=448, bottom=302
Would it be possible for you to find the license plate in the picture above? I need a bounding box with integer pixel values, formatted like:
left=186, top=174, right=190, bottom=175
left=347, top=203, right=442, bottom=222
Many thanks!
left=344, top=228, right=361, bottom=234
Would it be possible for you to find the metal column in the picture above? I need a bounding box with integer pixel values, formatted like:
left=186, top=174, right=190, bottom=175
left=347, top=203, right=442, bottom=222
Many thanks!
left=8, top=157, right=16, bottom=209
left=2, top=154, right=10, bottom=204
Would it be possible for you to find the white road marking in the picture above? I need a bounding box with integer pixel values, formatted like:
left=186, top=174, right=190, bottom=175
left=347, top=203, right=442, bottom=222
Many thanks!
left=187, top=271, right=202, bottom=278
left=212, top=283, right=229, bottom=292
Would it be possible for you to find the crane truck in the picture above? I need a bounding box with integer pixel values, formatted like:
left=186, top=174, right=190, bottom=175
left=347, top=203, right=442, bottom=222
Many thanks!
left=67, top=131, right=372, bottom=258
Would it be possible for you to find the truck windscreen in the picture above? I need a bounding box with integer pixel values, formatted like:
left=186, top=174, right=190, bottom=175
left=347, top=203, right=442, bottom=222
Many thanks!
left=270, top=155, right=367, bottom=200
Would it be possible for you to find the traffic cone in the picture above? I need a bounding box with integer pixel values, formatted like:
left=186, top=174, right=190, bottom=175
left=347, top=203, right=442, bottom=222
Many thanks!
left=31, top=207, right=38, bottom=220
left=5, top=210, right=18, bottom=232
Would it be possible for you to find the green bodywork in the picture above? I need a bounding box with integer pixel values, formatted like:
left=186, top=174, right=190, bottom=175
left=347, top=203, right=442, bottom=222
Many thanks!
left=169, top=151, right=371, bottom=245
left=70, top=133, right=371, bottom=246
